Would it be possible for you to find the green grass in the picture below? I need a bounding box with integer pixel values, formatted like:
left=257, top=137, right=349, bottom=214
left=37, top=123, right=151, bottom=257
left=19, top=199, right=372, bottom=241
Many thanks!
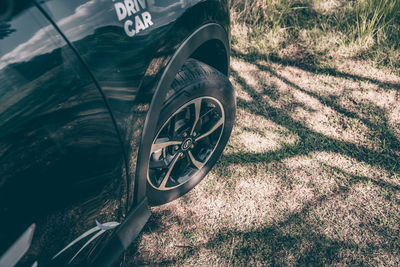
left=229, top=0, right=400, bottom=70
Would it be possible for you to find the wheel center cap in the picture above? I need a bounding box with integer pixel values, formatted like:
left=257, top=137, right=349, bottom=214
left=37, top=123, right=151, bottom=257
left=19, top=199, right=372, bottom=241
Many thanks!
left=181, top=138, right=193, bottom=150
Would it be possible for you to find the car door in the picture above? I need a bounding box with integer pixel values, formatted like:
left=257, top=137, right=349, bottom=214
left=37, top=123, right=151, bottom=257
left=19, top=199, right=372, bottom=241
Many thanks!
left=36, top=0, right=203, bottom=207
left=0, top=1, right=128, bottom=266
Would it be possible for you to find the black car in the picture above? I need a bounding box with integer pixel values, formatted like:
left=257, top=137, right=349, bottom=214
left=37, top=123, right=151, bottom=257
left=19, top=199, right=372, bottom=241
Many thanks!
left=0, top=0, right=235, bottom=266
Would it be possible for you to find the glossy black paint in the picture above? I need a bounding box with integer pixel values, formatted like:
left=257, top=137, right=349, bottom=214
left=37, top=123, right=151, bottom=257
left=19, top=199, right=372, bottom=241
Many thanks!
left=0, top=0, right=230, bottom=265
left=0, top=3, right=126, bottom=265
left=39, top=0, right=230, bottom=207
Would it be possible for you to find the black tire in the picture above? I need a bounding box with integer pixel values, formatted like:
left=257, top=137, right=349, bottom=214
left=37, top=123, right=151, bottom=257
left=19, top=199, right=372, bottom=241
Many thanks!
left=146, top=59, right=236, bottom=206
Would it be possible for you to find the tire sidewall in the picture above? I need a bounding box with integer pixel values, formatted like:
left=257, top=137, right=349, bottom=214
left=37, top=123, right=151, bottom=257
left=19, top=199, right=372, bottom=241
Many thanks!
left=146, top=74, right=235, bottom=206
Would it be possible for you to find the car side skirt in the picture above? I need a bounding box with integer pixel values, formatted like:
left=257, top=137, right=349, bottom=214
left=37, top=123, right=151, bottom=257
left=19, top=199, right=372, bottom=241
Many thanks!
left=90, top=197, right=151, bottom=267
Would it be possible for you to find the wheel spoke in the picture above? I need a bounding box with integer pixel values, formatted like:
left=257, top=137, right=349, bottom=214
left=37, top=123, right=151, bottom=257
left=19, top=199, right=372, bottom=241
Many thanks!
left=188, top=151, right=203, bottom=169
left=158, top=153, right=181, bottom=190
left=151, top=138, right=182, bottom=153
left=148, top=96, right=227, bottom=192
left=190, top=98, right=202, bottom=135
left=195, top=117, right=224, bottom=142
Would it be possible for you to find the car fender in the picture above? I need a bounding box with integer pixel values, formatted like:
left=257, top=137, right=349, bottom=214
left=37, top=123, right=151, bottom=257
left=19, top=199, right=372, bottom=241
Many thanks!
left=135, top=22, right=230, bottom=202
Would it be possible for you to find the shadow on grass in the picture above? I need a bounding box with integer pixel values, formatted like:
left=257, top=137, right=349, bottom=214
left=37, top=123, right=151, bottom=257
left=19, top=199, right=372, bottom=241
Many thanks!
left=204, top=188, right=356, bottom=266
left=127, top=49, right=400, bottom=266
left=225, top=63, right=400, bottom=175
left=215, top=52, right=399, bottom=263
left=133, top=168, right=400, bottom=265
left=204, top=169, right=400, bottom=266
left=232, top=49, right=400, bottom=90
left=206, top=50, right=399, bottom=264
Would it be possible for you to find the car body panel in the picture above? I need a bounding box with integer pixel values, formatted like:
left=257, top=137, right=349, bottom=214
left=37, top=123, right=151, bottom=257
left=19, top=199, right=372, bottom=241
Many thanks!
left=0, top=2, right=127, bottom=266
left=38, top=0, right=230, bottom=206
left=0, top=0, right=230, bottom=265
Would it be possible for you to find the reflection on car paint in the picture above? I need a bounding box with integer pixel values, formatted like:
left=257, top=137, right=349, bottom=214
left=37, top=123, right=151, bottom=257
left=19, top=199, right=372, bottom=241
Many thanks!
left=52, top=220, right=120, bottom=264
left=38, top=0, right=204, bottom=206
left=1, top=0, right=231, bottom=265
left=0, top=2, right=125, bottom=266
left=0, top=224, right=35, bottom=267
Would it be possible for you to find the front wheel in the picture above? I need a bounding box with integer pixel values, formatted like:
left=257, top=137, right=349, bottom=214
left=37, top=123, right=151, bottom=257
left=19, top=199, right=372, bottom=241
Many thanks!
left=146, top=59, right=236, bottom=206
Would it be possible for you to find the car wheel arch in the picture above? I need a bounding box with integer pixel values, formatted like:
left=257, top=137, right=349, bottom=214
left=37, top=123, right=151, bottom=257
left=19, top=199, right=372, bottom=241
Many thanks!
left=134, top=23, right=230, bottom=204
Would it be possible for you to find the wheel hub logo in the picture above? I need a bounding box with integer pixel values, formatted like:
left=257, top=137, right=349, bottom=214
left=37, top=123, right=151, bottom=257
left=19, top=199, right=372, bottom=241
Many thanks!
left=182, top=138, right=193, bottom=150
left=113, top=0, right=154, bottom=37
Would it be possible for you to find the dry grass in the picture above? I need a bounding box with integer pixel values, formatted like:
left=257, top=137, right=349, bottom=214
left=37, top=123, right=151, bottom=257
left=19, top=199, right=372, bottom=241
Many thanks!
left=117, top=1, right=400, bottom=265
left=119, top=59, right=400, bottom=266
left=230, top=0, right=400, bottom=71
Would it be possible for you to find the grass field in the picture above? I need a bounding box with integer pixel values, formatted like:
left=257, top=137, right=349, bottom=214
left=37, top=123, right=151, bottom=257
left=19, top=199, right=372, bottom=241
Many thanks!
left=229, top=0, right=400, bottom=71
left=120, top=1, right=400, bottom=265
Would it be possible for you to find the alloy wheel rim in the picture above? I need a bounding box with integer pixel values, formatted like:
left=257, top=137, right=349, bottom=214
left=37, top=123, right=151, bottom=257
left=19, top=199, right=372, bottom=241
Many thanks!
left=147, top=96, right=225, bottom=191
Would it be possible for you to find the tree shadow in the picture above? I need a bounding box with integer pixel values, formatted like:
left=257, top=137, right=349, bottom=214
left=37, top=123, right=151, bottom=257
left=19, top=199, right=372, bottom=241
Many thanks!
left=126, top=48, right=400, bottom=266
left=202, top=50, right=400, bottom=264
left=129, top=165, right=400, bottom=265
left=232, top=0, right=400, bottom=72
left=226, top=64, right=400, bottom=175
left=232, top=49, right=400, bottom=91
left=204, top=168, right=400, bottom=265
left=204, top=186, right=355, bottom=266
